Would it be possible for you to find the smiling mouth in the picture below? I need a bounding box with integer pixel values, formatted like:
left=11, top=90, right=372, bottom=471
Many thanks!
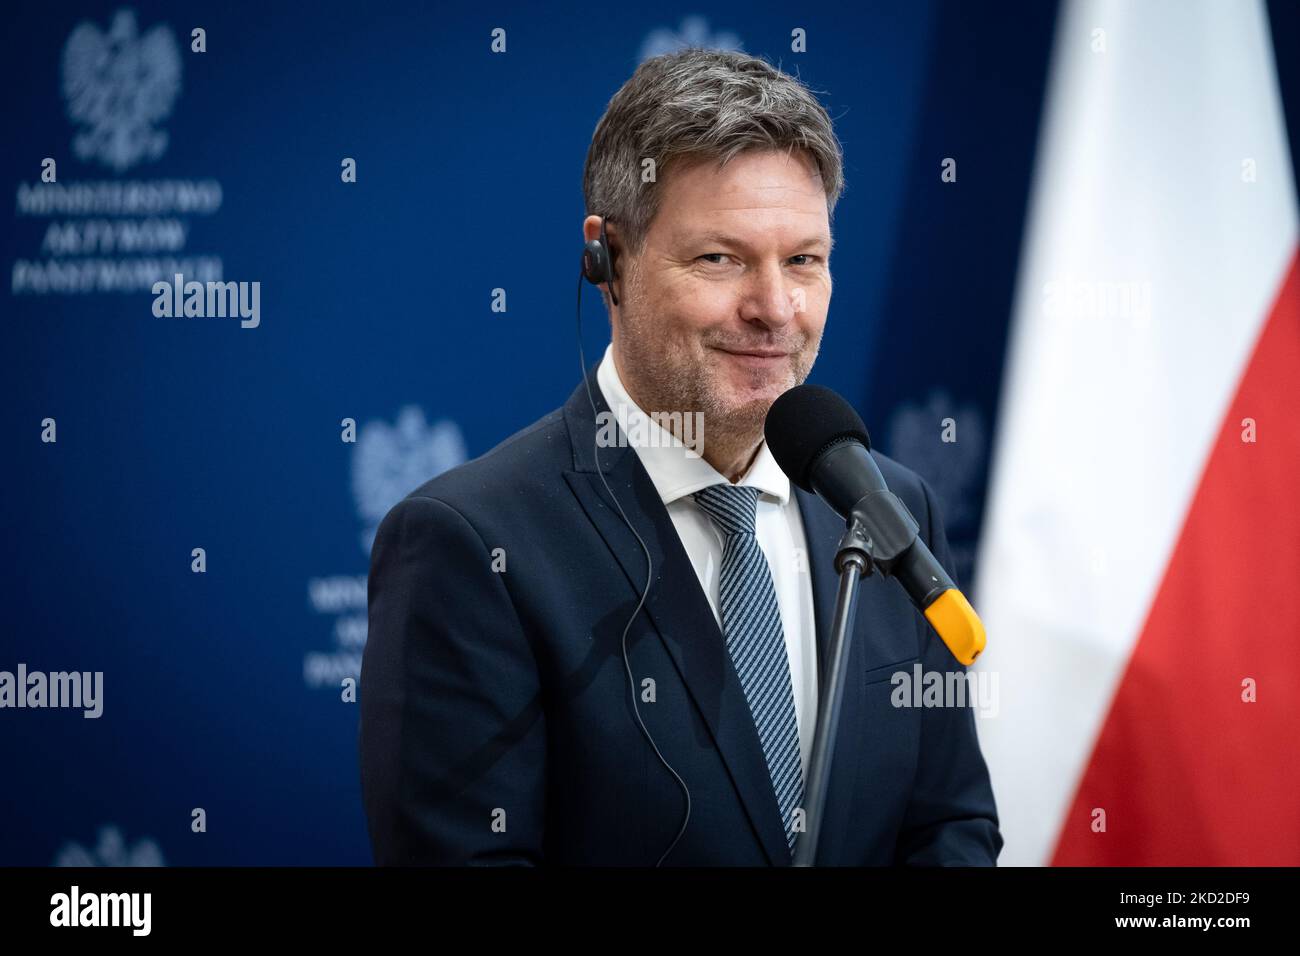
left=716, top=347, right=791, bottom=360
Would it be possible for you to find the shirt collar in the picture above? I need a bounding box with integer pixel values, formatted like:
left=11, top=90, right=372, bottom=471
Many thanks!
left=595, top=343, right=791, bottom=507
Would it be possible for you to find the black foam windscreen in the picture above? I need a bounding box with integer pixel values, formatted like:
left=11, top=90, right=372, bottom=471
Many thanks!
left=764, top=383, right=872, bottom=492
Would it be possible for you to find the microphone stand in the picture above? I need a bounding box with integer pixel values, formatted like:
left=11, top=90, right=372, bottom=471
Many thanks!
left=793, top=490, right=918, bottom=866
left=793, top=517, right=872, bottom=867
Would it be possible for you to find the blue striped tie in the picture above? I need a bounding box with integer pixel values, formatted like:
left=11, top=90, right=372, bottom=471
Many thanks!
left=692, top=483, right=804, bottom=855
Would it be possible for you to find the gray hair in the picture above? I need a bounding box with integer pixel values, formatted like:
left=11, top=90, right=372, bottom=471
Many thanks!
left=583, top=48, right=845, bottom=290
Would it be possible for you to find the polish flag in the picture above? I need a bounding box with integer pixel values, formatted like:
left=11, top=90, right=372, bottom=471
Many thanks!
left=973, top=0, right=1300, bottom=865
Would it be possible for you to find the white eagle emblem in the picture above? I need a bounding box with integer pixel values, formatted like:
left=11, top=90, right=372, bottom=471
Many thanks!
left=886, top=391, right=987, bottom=530
left=352, top=407, right=468, bottom=554
left=640, top=16, right=743, bottom=61
left=53, top=825, right=165, bottom=867
left=62, top=9, right=182, bottom=172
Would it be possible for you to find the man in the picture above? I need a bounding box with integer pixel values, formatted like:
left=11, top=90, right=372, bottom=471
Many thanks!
left=359, top=48, right=1002, bottom=866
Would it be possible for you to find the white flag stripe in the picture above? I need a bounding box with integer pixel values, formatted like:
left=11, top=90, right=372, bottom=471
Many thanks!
left=973, top=0, right=1298, bottom=865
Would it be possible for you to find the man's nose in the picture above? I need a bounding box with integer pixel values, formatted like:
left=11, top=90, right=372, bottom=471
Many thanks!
left=738, top=260, right=799, bottom=329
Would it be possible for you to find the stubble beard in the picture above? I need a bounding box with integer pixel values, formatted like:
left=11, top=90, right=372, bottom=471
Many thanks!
left=614, top=270, right=821, bottom=470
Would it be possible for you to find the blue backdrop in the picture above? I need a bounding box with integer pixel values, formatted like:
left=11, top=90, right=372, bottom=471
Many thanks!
left=1, top=1, right=1056, bottom=864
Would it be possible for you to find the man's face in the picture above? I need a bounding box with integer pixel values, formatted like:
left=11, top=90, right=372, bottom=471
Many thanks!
left=606, top=148, right=832, bottom=442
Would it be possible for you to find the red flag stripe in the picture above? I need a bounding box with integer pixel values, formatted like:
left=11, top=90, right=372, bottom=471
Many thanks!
left=1052, top=251, right=1300, bottom=865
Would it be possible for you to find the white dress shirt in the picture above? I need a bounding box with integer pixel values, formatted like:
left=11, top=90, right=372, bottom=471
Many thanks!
left=596, top=344, right=819, bottom=784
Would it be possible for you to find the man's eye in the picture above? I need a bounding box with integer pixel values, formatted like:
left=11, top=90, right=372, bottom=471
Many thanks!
left=695, top=254, right=823, bottom=267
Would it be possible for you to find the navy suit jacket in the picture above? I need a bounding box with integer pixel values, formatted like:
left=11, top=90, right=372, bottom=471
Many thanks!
left=358, top=367, right=1003, bottom=865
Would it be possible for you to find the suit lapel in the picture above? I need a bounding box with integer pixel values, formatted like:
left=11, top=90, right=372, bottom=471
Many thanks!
left=560, top=369, right=794, bottom=866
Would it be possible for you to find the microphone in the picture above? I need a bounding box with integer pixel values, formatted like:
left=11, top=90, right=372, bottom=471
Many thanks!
left=764, top=384, right=986, bottom=665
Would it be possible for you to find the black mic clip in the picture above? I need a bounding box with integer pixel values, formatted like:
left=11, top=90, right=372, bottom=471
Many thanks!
left=845, top=490, right=920, bottom=573
left=843, top=490, right=957, bottom=608
left=833, top=521, right=874, bottom=579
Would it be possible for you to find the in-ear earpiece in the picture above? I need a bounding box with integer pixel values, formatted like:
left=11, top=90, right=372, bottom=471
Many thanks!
left=581, top=216, right=619, bottom=306
left=581, top=240, right=609, bottom=282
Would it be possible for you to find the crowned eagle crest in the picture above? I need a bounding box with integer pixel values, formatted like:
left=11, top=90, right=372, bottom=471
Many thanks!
left=62, top=9, right=182, bottom=172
